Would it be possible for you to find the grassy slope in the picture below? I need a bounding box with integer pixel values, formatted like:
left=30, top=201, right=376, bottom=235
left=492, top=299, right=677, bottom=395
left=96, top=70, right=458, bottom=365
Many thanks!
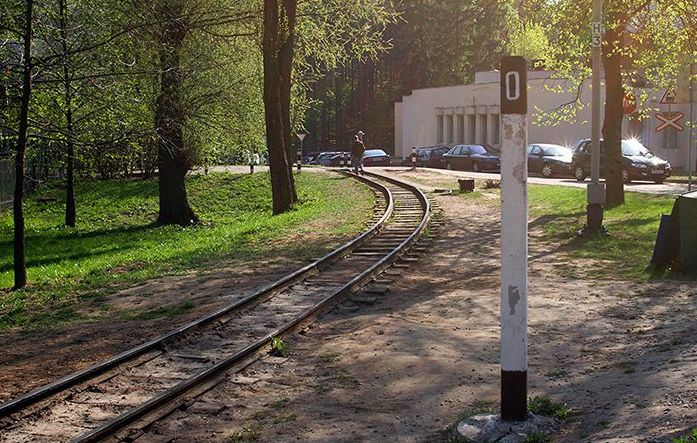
left=528, top=185, right=675, bottom=279
left=0, top=172, right=372, bottom=329
left=456, top=184, right=675, bottom=279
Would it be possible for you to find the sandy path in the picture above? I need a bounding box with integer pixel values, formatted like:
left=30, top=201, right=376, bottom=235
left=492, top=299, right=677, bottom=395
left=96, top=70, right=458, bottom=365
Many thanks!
left=142, top=169, right=697, bottom=443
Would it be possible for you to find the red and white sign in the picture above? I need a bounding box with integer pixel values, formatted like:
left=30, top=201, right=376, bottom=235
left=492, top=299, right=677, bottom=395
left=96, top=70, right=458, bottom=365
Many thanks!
left=655, top=112, right=684, bottom=132
left=660, top=88, right=677, bottom=105
left=623, top=93, right=637, bottom=115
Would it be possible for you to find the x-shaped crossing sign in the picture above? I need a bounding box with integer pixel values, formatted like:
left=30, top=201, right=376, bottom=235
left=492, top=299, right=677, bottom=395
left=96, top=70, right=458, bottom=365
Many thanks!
left=655, top=112, right=685, bottom=132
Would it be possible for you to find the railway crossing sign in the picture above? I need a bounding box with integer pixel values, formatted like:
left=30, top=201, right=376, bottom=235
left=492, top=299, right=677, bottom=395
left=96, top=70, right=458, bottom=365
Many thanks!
left=660, top=88, right=677, bottom=105
left=623, top=92, right=637, bottom=115
left=656, top=112, right=685, bottom=132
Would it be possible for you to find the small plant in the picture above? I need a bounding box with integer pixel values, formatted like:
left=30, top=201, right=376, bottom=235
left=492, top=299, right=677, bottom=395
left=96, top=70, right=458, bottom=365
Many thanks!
left=271, top=397, right=290, bottom=409
left=528, top=395, right=573, bottom=419
left=483, top=179, right=501, bottom=189
left=228, top=425, right=262, bottom=442
left=597, top=420, right=610, bottom=429
left=524, top=431, right=551, bottom=443
left=545, top=369, right=568, bottom=379
left=672, top=429, right=697, bottom=443
left=269, top=336, right=288, bottom=357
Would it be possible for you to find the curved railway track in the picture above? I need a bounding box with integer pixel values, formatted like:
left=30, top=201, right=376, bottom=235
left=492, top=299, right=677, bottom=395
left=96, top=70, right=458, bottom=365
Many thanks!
left=0, top=171, right=431, bottom=443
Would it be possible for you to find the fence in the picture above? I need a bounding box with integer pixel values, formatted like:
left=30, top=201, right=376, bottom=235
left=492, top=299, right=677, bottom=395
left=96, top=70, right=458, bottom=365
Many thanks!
left=0, top=157, right=14, bottom=214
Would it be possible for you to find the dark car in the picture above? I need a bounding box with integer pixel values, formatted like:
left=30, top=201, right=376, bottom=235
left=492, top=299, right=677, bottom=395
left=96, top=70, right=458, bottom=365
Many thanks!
left=441, top=144, right=500, bottom=172
left=413, top=146, right=450, bottom=168
left=527, top=143, right=573, bottom=178
left=313, top=152, right=341, bottom=166
left=571, top=138, right=671, bottom=183
left=303, top=151, right=322, bottom=164
left=329, top=151, right=350, bottom=166
left=363, top=149, right=391, bottom=167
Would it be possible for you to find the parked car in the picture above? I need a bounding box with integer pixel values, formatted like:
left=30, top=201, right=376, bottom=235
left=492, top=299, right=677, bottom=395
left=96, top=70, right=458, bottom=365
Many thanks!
left=571, top=138, right=672, bottom=183
left=363, top=149, right=391, bottom=167
left=330, top=152, right=350, bottom=166
left=303, top=151, right=322, bottom=164
left=527, top=143, right=573, bottom=178
left=412, top=146, right=450, bottom=168
left=441, top=144, right=500, bottom=172
left=311, top=152, right=340, bottom=166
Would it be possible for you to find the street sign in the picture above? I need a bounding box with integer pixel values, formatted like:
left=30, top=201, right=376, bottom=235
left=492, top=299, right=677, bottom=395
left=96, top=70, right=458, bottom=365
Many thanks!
left=623, top=93, right=637, bottom=115
left=656, top=112, right=685, bottom=132
left=660, top=88, right=677, bottom=105
left=591, top=22, right=602, bottom=47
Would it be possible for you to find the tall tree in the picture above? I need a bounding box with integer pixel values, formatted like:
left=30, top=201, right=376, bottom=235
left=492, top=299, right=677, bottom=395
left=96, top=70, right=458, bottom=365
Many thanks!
left=153, top=0, right=198, bottom=225
left=13, top=0, right=34, bottom=289
left=263, top=0, right=297, bottom=214
left=58, top=0, right=76, bottom=226
left=539, top=0, right=696, bottom=206
left=602, top=2, right=627, bottom=206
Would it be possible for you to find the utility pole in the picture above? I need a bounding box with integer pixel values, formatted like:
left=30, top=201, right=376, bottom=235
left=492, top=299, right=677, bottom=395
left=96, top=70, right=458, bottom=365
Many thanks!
left=689, top=61, right=695, bottom=192
left=583, top=0, right=606, bottom=234
left=500, top=56, right=528, bottom=422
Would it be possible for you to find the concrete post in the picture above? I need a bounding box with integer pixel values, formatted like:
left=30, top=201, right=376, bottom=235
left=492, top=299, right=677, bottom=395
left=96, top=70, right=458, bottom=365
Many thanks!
left=499, top=56, right=528, bottom=422
left=689, top=62, right=695, bottom=192
left=411, top=147, right=417, bottom=170
left=586, top=0, right=606, bottom=231
left=297, top=144, right=302, bottom=172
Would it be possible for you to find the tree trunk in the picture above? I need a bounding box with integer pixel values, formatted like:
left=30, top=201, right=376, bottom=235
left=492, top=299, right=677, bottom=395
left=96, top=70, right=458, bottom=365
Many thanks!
left=278, top=0, right=297, bottom=203
left=60, top=0, right=76, bottom=227
left=13, top=0, right=34, bottom=290
left=155, top=12, right=197, bottom=225
left=263, top=0, right=297, bottom=215
left=602, top=17, right=626, bottom=207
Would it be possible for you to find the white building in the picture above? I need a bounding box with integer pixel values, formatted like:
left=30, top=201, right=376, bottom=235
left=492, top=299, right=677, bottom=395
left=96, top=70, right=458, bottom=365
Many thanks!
left=395, top=67, right=696, bottom=170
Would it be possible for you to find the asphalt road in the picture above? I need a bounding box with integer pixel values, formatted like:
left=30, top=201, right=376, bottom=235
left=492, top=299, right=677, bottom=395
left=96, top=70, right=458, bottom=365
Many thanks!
left=201, top=164, right=694, bottom=196
left=373, top=166, right=694, bottom=196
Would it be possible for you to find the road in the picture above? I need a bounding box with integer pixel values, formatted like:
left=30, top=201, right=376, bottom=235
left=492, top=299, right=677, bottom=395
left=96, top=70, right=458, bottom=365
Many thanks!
left=373, top=166, right=693, bottom=196
left=201, top=165, right=693, bottom=196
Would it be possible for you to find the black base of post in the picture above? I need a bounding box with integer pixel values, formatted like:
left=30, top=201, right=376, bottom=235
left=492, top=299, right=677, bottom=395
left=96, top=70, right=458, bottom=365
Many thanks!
left=501, top=370, right=527, bottom=421
left=579, top=203, right=608, bottom=236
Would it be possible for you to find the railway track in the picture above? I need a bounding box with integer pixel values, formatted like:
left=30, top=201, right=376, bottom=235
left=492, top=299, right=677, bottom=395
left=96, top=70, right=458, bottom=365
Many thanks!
left=0, top=171, right=431, bottom=443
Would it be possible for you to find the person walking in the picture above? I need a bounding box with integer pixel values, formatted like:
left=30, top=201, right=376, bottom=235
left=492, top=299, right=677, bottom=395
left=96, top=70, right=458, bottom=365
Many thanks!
left=351, top=130, right=366, bottom=174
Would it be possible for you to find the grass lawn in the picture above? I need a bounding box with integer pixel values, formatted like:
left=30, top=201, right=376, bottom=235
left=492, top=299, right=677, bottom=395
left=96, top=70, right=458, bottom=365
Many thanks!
left=528, top=185, right=675, bottom=280
left=0, top=172, right=372, bottom=329
left=456, top=183, right=676, bottom=279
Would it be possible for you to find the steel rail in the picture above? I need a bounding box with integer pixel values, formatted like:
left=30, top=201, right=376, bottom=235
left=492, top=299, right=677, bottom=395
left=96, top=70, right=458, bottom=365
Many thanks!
left=0, top=175, right=394, bottom=418
left=70, top=172, right=431, bottom=443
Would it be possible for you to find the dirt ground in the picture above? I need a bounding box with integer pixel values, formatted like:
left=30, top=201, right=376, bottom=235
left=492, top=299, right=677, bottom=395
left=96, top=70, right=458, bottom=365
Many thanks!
left=143, top=169, right=697, bottom=443
left=0, top=245, right=340, bottom=404
left=4, top=168, right=697, bottom=442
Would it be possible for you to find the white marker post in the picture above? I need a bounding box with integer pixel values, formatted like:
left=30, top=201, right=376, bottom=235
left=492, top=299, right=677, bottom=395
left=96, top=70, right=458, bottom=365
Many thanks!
left=296, top=131, right=307, bottom=172
left=500, top=56, right=528, bottom=422
left=411, top=146, right=417, bottom=170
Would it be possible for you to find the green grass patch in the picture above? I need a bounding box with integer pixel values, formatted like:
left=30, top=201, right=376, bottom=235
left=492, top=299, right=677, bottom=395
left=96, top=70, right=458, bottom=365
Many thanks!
left=528, top=185, right=675, bottom=280
left=0, top=172, right=372, bottom=329
left=673, top=429, right=697, bottom=443
left=528, top=395, right=573, bottom=420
